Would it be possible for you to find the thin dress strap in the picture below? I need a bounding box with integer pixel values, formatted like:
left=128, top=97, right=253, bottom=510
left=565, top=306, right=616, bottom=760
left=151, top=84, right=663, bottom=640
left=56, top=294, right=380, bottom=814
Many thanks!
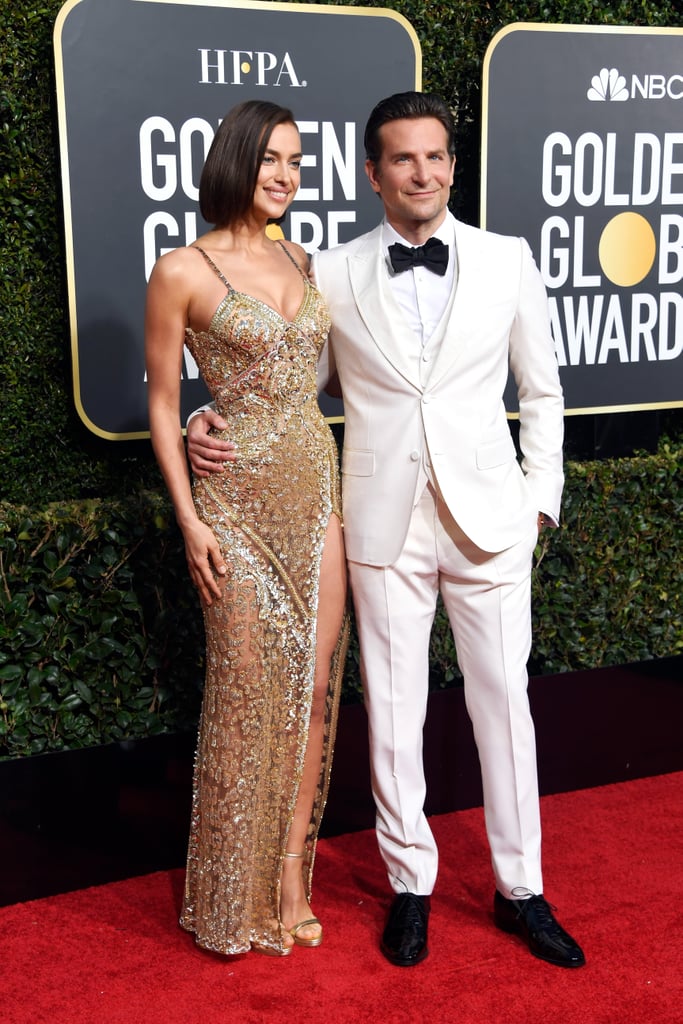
left=276, top=240, right=308, bottom=282
left=193, top=246, right=231, bottom=289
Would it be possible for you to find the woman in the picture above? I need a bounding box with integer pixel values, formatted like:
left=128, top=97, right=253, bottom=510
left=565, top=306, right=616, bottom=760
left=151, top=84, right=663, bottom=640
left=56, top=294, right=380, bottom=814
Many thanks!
left=145, top=100, right=348, bottom=957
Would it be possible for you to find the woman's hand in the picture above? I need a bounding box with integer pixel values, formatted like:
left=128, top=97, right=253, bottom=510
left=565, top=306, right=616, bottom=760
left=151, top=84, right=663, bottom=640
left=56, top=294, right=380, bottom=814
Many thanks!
left=182, top=518, right=227, bottom=606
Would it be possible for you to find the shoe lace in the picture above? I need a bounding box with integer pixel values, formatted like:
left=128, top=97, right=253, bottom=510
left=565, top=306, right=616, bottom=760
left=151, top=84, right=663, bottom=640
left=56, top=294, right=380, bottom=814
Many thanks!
left=510, top=888, right=561, bottom=933
left=395, top=894, right=428, bottom=932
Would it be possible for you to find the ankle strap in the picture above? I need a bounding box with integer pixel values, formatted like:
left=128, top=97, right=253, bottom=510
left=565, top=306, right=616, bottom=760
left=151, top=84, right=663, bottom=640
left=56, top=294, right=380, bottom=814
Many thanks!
left=284, top=851, right=305, bottom=859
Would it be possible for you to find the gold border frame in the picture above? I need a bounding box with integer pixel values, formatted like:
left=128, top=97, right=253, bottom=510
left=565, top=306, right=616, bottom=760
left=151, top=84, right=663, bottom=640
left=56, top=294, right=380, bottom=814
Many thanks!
left=53, top=0, right=421, bottom=439
left=480, top=22, right=683, bottom=416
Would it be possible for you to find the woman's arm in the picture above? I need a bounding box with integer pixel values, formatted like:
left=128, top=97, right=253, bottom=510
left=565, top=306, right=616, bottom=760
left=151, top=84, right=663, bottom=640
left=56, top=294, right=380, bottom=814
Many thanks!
left=145, top=253, right=226, bottom=604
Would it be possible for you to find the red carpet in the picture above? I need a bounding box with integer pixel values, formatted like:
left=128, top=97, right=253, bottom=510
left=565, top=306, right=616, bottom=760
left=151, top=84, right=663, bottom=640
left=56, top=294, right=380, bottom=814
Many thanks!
left=3, top=773, right=681, bottom=1023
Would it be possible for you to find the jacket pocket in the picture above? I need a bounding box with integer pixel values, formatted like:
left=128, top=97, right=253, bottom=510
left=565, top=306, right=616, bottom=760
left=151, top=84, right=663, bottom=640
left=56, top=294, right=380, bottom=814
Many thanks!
left=475, top=437, right=516, bottom=470
left=342, top=448, right=375, bottom=477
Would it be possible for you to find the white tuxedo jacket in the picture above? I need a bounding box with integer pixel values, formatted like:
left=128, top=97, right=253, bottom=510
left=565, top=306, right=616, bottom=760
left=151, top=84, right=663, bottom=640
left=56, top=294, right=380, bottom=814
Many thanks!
left=312, top=215, right=564, bottom=565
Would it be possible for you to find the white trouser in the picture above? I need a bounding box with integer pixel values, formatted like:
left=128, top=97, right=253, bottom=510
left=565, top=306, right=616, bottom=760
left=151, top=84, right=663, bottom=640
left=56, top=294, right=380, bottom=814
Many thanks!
left=348, top=483, right=543, bottom=899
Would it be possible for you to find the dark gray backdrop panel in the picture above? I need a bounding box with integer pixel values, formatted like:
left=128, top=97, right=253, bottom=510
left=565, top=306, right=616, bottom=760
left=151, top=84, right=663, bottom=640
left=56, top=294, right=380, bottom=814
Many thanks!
left=483, top=26, right=683, bottom=414
left=56, top=0, right=419, bottom=436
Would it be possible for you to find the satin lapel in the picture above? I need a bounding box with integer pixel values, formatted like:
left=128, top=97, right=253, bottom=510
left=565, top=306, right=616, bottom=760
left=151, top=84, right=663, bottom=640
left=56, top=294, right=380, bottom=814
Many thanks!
left=347, top=228, right=422, bottom=388
left=426, top=220, right=484, bottom=389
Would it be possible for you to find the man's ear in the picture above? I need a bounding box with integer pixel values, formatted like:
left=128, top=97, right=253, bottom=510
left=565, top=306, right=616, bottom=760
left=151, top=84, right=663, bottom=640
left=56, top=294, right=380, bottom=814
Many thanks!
left=365, top=158, right=381, bottom=194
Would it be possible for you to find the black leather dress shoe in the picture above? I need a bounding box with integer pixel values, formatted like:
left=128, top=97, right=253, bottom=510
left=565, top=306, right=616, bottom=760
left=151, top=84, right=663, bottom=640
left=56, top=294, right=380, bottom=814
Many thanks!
left=380, top=893, right=430, bottom=967
left=494, top=891, right=586, bottom=968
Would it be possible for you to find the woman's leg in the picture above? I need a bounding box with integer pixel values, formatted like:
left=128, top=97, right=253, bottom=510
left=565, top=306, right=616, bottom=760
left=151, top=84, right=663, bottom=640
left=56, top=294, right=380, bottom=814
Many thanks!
left=280, top=514, right=347, bottom=942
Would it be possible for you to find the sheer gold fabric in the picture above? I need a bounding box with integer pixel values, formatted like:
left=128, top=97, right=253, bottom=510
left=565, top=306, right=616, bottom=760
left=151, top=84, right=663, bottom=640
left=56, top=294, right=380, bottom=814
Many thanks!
left=179, top=247, right=348, bottom=955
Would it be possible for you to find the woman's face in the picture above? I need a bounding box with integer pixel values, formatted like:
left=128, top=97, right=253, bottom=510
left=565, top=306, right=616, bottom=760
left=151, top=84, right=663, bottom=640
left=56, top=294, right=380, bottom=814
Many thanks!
left=252, top=121, right=302, bottom=221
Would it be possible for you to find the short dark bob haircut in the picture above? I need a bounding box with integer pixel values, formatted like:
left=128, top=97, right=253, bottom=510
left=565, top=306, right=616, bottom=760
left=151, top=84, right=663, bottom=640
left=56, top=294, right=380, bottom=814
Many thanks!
left=199, top=100, right=297, bottom=228
left=364, top=91, right=456, bottom=166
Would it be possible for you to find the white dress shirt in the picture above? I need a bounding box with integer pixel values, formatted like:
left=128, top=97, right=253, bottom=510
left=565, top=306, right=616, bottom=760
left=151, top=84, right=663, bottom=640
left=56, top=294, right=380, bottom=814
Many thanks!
left=381, top=217, right=458, bottom=504
left=382, top=216, right=457, bottom=346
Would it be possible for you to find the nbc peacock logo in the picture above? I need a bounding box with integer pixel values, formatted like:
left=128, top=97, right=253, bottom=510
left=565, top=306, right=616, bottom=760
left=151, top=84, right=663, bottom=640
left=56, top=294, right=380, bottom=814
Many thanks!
left=587, top=68, right=629, bottom=102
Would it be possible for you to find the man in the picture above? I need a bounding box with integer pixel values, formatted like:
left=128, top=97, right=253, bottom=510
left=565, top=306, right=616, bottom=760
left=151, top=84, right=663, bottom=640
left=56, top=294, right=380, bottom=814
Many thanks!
left=186, top=92, right=585, bottom=970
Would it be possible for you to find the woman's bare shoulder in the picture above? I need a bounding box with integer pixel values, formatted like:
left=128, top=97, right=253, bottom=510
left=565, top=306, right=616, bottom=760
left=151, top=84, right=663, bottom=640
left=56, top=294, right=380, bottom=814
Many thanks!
left=149, top=245, right=207, bottom=290
left=155, top=244, right=203, bottom=271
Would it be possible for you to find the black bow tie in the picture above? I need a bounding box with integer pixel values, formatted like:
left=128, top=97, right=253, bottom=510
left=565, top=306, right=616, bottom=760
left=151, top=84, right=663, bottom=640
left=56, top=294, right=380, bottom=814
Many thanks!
left=388, top=237, right=449, bottom=276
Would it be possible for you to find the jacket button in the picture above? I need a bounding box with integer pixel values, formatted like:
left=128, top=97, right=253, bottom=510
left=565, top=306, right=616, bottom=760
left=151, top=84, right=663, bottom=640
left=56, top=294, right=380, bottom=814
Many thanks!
left=410, top=450, right=420, bottom=461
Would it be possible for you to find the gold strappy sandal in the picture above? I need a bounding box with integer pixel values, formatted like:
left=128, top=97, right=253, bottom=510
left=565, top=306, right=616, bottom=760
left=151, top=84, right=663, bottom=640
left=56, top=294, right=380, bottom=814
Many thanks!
left=283, top=851, right=323, bottom=948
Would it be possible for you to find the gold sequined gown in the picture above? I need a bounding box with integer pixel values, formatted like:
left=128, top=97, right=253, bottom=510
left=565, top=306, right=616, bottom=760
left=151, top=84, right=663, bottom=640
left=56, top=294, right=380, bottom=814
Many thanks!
left=179, top=245, right=348, bottom=956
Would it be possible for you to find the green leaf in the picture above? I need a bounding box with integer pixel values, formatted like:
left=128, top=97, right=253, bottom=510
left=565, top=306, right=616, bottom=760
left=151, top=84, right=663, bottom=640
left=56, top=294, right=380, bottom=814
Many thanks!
left=73, top=681, right=93, bottom=703
left=0, top=665, right=23, bottom=682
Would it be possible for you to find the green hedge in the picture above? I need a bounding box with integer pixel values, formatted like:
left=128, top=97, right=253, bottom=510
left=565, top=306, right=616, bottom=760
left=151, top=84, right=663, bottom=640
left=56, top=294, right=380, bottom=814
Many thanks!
left=2, top=442, right=680, bottom=758
left=0, top=493, right=203, bottom=757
